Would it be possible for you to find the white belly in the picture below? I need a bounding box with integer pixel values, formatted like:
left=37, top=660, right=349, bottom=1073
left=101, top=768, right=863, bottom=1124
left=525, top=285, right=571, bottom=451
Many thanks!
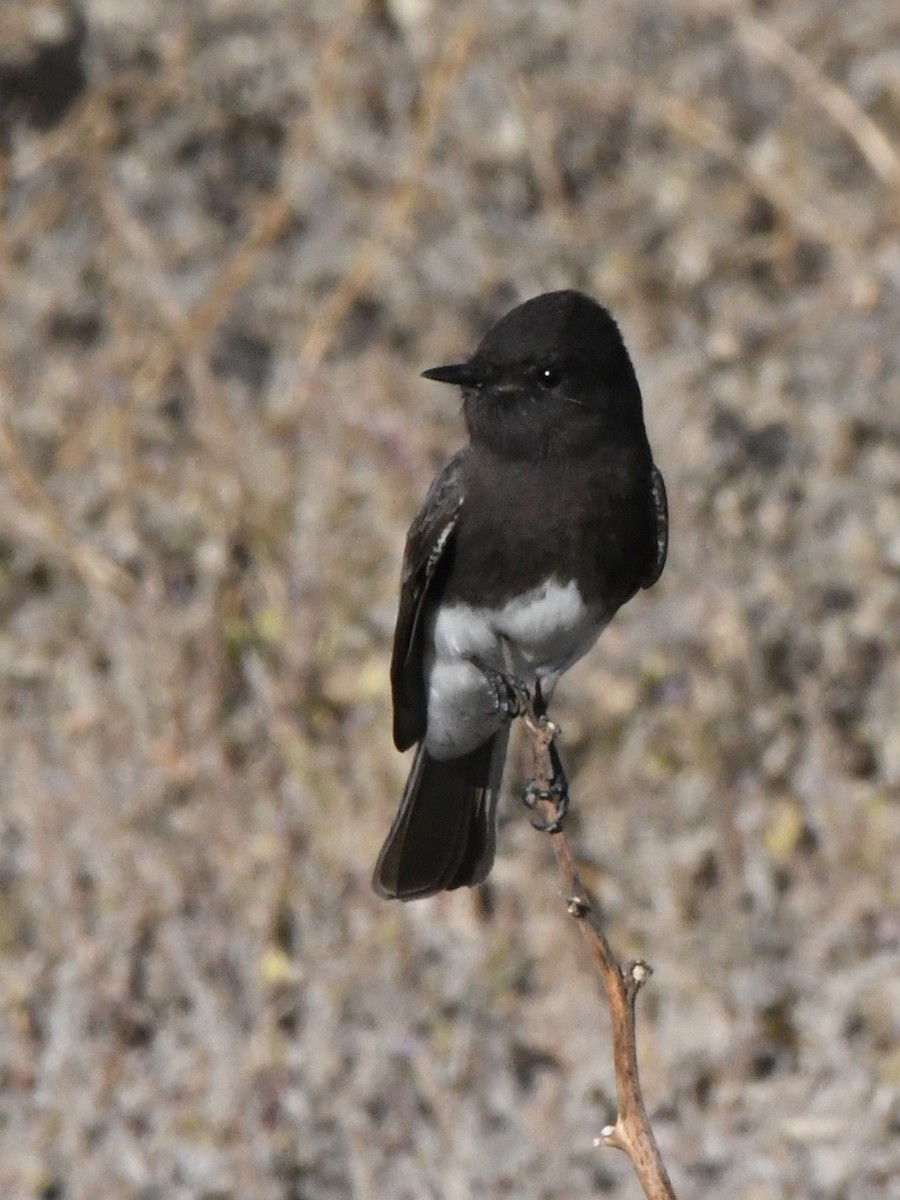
left=423, top=579, right=609, bottom=759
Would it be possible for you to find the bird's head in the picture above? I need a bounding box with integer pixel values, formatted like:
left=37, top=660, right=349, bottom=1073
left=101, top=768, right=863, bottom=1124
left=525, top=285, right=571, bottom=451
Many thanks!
left=422, top=290, right=647, bottom=461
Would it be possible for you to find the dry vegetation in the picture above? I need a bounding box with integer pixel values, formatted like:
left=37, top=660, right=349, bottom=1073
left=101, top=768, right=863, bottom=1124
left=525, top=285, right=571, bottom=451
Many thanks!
left=1, top=1, right=899, bottom=1197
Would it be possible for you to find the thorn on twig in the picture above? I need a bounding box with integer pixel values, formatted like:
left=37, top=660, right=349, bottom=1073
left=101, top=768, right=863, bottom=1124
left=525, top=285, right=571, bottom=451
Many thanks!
left=625, top=959, right=653, bottom=1000
left=595, top=1124, right=617, bottom=1147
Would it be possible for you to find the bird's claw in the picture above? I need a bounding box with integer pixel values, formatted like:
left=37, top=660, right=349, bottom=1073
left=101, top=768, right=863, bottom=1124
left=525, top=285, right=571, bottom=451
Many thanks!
left=522, top=779, right=546, bottom=810
left=522, top=775, right=569, bottom=832
left=475, top=661, right=531, bottom=720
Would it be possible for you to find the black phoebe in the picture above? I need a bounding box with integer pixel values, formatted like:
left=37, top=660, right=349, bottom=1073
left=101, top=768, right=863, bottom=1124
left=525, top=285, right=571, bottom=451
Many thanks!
left=373, top=290, right=668, bottom=900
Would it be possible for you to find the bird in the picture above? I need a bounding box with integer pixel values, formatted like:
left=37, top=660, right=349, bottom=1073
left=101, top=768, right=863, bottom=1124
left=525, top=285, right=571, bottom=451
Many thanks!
left=373, top=290, right=668, bottom=900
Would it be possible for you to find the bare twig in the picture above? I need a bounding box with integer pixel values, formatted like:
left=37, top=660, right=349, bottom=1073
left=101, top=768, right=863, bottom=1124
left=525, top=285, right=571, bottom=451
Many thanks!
left=0, top=116, right=135, bottom=602
left=0, top=390, right=135, bottom=601
left=94, top=173, right=240, bottom=475
left=525, top=714, right=678, bottom=1200
left=74, top=1, right=369, bottom=441
left=288, top=8, right=483, bottom=419
left=658, top=95, right=847, bottom=253
left=183, top=0, right=371, bottom=354
left=734, top=11, right=900, bottom=192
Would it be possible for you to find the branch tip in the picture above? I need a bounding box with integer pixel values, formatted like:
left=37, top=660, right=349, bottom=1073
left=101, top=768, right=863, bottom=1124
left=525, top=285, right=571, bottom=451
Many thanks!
left=626, top=959, right=653, bottom=994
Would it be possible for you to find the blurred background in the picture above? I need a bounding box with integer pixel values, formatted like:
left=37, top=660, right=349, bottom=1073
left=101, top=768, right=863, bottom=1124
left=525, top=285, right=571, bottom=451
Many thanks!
left=1, top=1, right=899, bottom=1197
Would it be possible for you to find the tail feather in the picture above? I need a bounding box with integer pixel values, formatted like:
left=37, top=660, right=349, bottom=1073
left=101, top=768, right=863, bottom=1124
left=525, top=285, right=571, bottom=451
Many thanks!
left=373, top=729, right=509, bottom=900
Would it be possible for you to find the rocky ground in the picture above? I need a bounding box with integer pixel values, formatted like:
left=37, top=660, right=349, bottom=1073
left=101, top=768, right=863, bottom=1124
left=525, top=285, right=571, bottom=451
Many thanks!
left=1, top=1, right=898, bottom=1197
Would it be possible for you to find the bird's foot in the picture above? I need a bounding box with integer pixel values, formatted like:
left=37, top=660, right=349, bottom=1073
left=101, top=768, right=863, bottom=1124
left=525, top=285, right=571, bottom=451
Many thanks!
left=522, top=699, right=569, bottom=831
left=474, top=661, right=531, bottom=721
left=522, top=771, right=569, bottom=833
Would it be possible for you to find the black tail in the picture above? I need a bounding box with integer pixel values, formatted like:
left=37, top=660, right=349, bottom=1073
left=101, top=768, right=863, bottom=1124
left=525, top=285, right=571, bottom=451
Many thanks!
left=373, top=730, right=509, bottom=900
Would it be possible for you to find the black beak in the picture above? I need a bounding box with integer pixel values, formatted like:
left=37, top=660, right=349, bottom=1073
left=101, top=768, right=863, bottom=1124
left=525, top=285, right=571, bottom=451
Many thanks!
left=421, top=361, right=485, bottom=388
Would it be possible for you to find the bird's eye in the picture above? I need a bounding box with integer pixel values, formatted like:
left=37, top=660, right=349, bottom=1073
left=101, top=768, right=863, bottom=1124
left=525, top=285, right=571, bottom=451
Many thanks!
left=538, top=367, right=562, bottom=389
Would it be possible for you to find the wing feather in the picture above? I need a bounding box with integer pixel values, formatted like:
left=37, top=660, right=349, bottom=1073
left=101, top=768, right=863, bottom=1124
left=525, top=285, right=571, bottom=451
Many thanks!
left=390, top=451, right=466, bottom=750
left=642, top=464, right=668, bottom=589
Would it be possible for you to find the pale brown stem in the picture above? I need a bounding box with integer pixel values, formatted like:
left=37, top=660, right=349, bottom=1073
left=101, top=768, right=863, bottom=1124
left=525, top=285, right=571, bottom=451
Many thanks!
left=526, top=714, right=678, bottom=1200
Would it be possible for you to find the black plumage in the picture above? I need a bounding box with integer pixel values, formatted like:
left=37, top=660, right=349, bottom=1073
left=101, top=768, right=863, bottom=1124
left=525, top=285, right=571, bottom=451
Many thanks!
left=374, top=291, right=668, bottom=900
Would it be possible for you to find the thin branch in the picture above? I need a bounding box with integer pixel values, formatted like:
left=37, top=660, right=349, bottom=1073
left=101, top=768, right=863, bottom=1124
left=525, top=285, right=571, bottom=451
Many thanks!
left=79, top=1, right=368, bottom=436
left=525, top=714, right=677, bottom=1200
left=0, top=409, right=136, bottom=600
left=658, top=95, right=847, bottom=253
left=94, top=174, right=239, bottom=473
left=735, top=11, right=900, bottom=192
left=0, top=110, right=134, bottom=602
left=288, top=8, right=483, bottom=419
left=182, top=0, right=371, bottom=353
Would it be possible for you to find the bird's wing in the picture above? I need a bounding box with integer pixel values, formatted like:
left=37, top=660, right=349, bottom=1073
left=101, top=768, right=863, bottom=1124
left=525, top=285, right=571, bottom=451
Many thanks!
left=391, top=450, right=466, bottom=750
left=642, top=464, right=668, bottom=589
